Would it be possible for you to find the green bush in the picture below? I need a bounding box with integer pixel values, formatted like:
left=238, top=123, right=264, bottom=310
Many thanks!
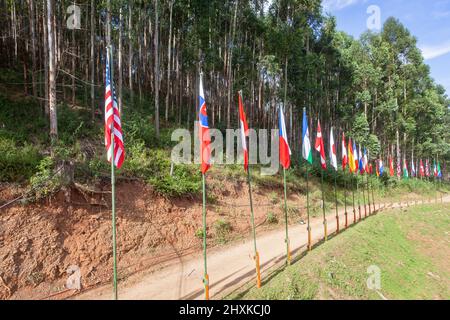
left=266, top=212, right=278, bottom=224
left=0, top=138, right=42, bottom=182
left=29, top=157, right=63, bottom=200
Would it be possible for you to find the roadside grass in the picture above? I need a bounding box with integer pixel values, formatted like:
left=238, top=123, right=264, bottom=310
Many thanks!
left=228, top=203, right=450, bottom=300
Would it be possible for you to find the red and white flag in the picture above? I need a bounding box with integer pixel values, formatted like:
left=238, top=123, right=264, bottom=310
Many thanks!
left=279, top=106, right=291, bottom=169
left=329, top=127, right=337, bottom=170
left=238, top=91, right=249, bottom=171
left=315, top=120, right=326, bottom=170
left=105, top=48, right=125, bottom=168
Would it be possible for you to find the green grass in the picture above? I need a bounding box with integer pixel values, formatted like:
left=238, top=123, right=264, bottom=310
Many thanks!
left=228, top=203, right=450, bottom=300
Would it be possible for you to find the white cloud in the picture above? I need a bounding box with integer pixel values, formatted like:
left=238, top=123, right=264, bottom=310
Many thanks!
left=420, top=42, right=450, bottom=60
left=322, top=0, right=361, bottom=11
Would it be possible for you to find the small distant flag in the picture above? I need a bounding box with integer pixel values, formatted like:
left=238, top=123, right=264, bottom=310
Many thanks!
left=389, top=157, right=394, bottom=177
left=238, top=91, right=249, bottom=171
left=397, top=157, right=401, bottom=178
left=105, top=48, right=125, bottom=169
left=376, top=160, right=380, bottom=177
left=330, top=127, right=337, bottom=171
left=403, top=158, right=409, bottom=179
left=279, top=106, right=291, bottom=169
left=348, top=138, right=355, bottom=173
left=353, top=140, right=359, bottom=173
left=302, top=108, right=313, bottom=164
left=425, top=159, right=430, bottom=177
left=437, top=162, right=442, bottom=178
left=419, top=159, right=425, bottom=177
left=433, top=160, right=438, bottom=177
left=379, top=159, right=384, bottom=176
left=411, top=159, right=416, bottom=177
left=363, top=148, right=369, bottom=173
left=358, top=145, right=364, bottom=174
left=342, top=132, right=348, bottom=170
left=315, top=120, right=326, bottom=170
left=198, top=73, right=211, bottom=174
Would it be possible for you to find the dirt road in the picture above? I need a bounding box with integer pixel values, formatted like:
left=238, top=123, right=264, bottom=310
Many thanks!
left=74, top=196, right=449, bottom=300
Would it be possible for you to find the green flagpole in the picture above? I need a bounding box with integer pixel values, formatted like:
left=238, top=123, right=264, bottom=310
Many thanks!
left=334, top=172, right=339, bottom=234
left=366, top=173, right=371, bottom=215
left=362, top=172, right=367, bottom=218
left=202, top=173, right=209, bottom=299
left=371, top=174, right=376, bottom=212
left=306, top=166, right=312, bottom=251
left=320, top=170, right=327, bottom=241
left=108, top=45, right=118, bottom=301
left=282, top=168, right=291, bottom=264
left=356, top=174, right=361, bottom=221
left=247, top=166, right=261, bottom=288
left=352, top=175, right=356, bottom=224
left=344, top=169, right=348, bottom=228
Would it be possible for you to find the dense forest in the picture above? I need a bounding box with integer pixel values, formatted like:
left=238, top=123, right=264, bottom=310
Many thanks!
left=0, top=0, right=449, bottom=189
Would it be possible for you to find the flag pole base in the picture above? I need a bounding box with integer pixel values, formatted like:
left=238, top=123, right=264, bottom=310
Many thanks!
left=255, top=251, right=261, bottom=288
left=204, top=274, right=209, bottom=300
left=344, top=212, right=348, bottom=228
left=307, top=227, right=312, bottom=251
left=323, top=220, right=328, bottom=241
left=335, top=215, right=340, bottom=234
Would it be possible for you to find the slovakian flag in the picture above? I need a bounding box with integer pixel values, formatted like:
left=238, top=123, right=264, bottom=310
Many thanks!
left=353, top=140, right=359, bottom=173
left=238, top=91, right=249, bottom=171
left=105, top=48, right=125, bottom=169
left=389, top=157, right=394, bottom=177
left=419, top=159, right=425, bottom=177
left=342, top=132, right=348, bottom=170
left=348, top=138, right=355, bottom=173
left=198, top=73, right=211, bottom=174
left=302, top=108, right=313, bottom=165
left=279, top=106, right=291, bottom=169
left=329, top=127, right=338, bottom=171
left=379, top=159, right=384, bottom=176
left=315, top=120, right=326, bottom=170
left=411, top=159, right=416, bottom=177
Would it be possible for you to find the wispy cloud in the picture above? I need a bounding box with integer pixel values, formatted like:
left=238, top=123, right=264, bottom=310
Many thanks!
left=322, top=0, right=361, bottom=11
left=420, top=42, right=450, bottom=60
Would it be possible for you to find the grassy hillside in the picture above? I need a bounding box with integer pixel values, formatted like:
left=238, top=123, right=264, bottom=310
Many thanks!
left=229, top=203, right=450, bottom=300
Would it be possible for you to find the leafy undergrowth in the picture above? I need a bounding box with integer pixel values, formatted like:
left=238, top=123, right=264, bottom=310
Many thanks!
left=229, top=203, right=450, bottom=300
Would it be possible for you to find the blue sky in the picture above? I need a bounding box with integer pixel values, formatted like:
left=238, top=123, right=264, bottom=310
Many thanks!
left=322, top=0, right=450, bottom=96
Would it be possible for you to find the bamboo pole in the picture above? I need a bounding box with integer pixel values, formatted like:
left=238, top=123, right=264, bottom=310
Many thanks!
left=306, top=167, right=312, bottom=251
left=247, top=167, right=260, bottom=288
left=283, top=168, right=291, bottom=264
left=334, top=173, right=339, bottom=234
left=321, top=170, right=327, bottom=241
left=202, top=173, right=209, bottom=300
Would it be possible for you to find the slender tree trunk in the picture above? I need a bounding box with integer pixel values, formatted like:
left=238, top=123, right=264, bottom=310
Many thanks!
left=47, top=0, right=57, bottom=146
left=128, top=1, right=133, bottom=105
left=118, top=6, right=123, bottom=114
left=165, top=0, right=174, bottom=122
left=90, top=0, right=96, bottom=120
left=154, top=0, right=160, bottom=138
left=28, top=0, right=37, bottom=99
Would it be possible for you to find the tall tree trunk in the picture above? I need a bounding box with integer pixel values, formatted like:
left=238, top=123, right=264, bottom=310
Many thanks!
left=28, top=0, right=37, bottom=99
left=165, top=0, right=174, bottom=122
left=118, top=6, right=123, bottom=114
left=154, top=0, right=160, bottom=138
left=128, top=1, right=133, bottom=105
left=227, top=0, right=238, bottom=128
left=47, top=0, right=57, bottom=146
left=90, top=0, right=96, bottom=120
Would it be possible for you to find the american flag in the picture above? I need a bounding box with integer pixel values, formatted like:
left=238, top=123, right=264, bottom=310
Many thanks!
left=105, top=48, right=125, bottom=168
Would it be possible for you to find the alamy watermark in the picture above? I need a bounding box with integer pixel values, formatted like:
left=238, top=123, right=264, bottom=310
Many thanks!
left=367, top=5, right=381, bottom=31
left=171, top=122, right=280, bottom=176
left=66, top=4, right=81, bottom=30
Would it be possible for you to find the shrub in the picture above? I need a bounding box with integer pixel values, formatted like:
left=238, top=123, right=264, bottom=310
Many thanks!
left=266, top=212, right=278, bottom=224
left=0, top=138, right=41, bottom=182
left=28, top=157, right=64, bottom=200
